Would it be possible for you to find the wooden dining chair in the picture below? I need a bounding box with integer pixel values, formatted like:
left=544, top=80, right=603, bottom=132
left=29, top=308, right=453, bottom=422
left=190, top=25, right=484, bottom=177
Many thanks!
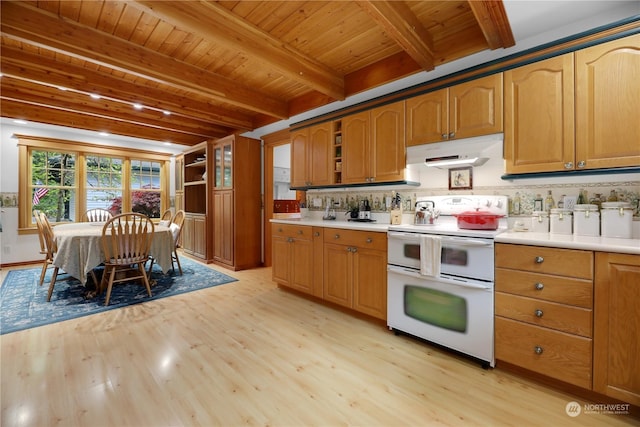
left=147, top=209, right=185, bottom=276
left=37, top=212, right=68, bottom=301
left=82, top=208, right=113, bottom=222
left=33, top=210, right=51, bottom=287
left=101, top=213, right=154, bottom=306
left=160, top=209, right=173, bottom=222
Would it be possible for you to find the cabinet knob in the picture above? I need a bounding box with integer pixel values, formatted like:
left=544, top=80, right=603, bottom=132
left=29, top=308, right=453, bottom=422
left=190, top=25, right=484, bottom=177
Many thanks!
left=534, top=309, right=544, bottom=318
left=448, top=132, right=455, bottom=139
left=366, top=238, right=373, bottom=243
left=298, top=230, right=303, bottom=234
left=347, top=247, right=352, bottom=252
left=535, top=282, right=544, bottom=290
left=577, top=160, right=586, bottom=168
left=314, top=231, right=320, bottom=237
left=441, top=133, right=448, bottom=140
left=534, top=346, right=544, bottom=355
left=535, top=256, right=544, bottom=264
left=564, top=162, right=573, bottom=169
left=352, top=247, right=357, bottom=253
left=287, top=237, right=293, bottom=243
left=278, top=228, right=283, bottom=232
left=334, top=234, right=340, bottom=239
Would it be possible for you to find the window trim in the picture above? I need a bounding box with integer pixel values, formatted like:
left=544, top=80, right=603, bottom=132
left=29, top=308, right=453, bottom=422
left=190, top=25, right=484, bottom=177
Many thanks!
left=18, top=134, right=171, bottom=233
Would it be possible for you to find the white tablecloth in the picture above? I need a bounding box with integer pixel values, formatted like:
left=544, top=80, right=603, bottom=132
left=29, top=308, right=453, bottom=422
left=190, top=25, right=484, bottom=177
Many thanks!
left=52, top=222, right=174, bottom=284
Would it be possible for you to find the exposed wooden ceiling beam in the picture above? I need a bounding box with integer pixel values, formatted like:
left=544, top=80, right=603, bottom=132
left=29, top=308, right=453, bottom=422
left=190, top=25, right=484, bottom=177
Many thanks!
left=0, top=45, right=253, bottom=131
left=0, top=78, right=228, bottom=139
left=130, top=0, right=345, bottom=101
left=0, top=100, right=204, bottom=146
left=0, top=0, right=288, bottom=119
left=357, top=1, right=435, bottom=71
left=468, top=0, right=515, bottom=49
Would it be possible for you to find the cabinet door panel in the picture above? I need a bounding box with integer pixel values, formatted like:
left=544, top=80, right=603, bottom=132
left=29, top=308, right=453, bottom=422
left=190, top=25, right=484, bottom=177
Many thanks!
left=193, top=215, right=207, bottom=259
left=290, top=129, right=308, bottom=188
left=450, top=73, right=503, bottom=140
left=576, top=34, right=640, bottom=169
left=309, top=122, right=333, bottom=186
left=352, top=247, right=387, bottom=320
left=323, top=243, right=352, bottom=307
left=272, top=236, right=291, bottom=285
left=504, top=54, right=575, bottom=173
left=405, top=89, right=448, bottom=145
left=594, top=252, right=640, bottom=406
left=370, top=102, right=405, bottom=183
left=290, top=238, right=314, bottom=294
left=342, top=111, right=370, bottom=184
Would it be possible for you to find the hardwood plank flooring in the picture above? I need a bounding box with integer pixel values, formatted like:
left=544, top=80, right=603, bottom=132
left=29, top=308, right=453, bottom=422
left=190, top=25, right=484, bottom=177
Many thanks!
left=1, top=259, right=637, bottom=426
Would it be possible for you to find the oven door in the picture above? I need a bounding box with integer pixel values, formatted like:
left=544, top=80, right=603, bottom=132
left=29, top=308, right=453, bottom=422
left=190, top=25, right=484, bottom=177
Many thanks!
left=387, top=232, right=421, bottom=269
left=387, top=265, right=494, bottom=367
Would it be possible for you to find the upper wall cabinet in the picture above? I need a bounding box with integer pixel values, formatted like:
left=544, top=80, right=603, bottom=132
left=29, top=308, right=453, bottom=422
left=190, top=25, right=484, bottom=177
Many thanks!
left=342, top=101, right=406, bottom=185
left=504, top=54, right=575, bottom=173
left=406, top=73, right=503, bottom=146
left=575, top=34, right=640, bottom=170
left=290, top=122, right=333, bottom=188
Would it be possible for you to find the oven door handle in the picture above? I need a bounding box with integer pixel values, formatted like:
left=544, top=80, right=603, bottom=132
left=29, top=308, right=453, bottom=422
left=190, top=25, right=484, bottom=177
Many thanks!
left=387, top=265, right=492, bottom=290
left=438, top=237, right=493, bottom=247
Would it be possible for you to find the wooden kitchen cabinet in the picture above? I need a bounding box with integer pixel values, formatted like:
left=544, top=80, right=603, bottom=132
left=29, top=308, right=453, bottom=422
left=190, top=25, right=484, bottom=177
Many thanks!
left=182, top=213, right=207, bottom=259
left=405, top=73, right=503, bottom=146
left=495, top=243, right=594, bottom=389
left=211, top=134, right=261, bottom=270
left=182, top=141, right=212, bottom=261
left=575, top=34, right=640, bottom=170
left=272, top=224, right=316, bottom=296
left=594, top=252, right=640, bottom=406
left=342, top=101, right=406, bottom=185
left=504, top=54, right=575, bottom=173
left=323, top=228, right=387, bottom=320
left=290, top=122, right=333, bottom=188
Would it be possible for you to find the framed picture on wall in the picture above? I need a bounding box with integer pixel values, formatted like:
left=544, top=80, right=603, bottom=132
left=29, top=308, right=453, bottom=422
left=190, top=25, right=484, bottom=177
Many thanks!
left=449, top=167, right=473, bottom=190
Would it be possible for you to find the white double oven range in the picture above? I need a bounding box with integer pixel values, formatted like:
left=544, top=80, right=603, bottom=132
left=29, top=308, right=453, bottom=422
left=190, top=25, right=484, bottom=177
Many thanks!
left=386, top=195, right=508, bottom=368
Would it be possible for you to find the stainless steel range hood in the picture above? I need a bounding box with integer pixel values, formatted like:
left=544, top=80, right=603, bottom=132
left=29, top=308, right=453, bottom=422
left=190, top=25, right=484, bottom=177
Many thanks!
left=406, top=133, right=503, bottom=169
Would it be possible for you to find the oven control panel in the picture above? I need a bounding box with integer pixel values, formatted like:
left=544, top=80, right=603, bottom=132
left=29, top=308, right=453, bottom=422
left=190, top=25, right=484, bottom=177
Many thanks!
left=416, top=195, right=508, bottom=216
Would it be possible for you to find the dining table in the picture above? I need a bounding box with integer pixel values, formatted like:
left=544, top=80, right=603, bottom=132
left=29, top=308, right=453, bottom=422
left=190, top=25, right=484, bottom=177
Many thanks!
left=52, top=221, right=175, bottom=286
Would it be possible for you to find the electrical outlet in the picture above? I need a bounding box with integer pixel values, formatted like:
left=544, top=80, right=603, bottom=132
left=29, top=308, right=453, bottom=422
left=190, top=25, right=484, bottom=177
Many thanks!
left=563, top=196, right=577, bottom=210
left=3, top=245, right=10, bottom=255
left=313, top=198, right=322, bottom=208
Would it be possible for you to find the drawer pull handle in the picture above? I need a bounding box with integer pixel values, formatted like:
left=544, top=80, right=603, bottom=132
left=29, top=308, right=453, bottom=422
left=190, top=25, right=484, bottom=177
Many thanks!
left=534, top=309, right=544, bottom=318
left=535, top=282, right=544, bottom=290
left=534, top=346, right=543, bottom=355
left=366, top=238, right=373, bottom=243
left=535, top=256, right=544, bottom=264
left=314, top=232, right=320, bottom=237
left=287, top=237, right=294, bottom=243
left=298, top=230, right=303, bottom=234
left=334, top=234, right=340, bottom=240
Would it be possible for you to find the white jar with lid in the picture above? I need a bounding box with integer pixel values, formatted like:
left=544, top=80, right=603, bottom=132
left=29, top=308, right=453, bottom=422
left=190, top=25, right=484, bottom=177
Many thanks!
left=550, top=209, right=572, bottom=234
left=573, top=204, right=600, bottom=236
left=530, top=211, right=549, bottom=233
left=601, top=202, right=633, bottom=238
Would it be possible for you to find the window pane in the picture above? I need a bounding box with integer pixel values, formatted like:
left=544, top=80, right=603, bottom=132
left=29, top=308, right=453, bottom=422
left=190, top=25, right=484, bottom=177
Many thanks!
left=130, top=159, right=161, bottom=218
left=86, top=155, right=123, bottom=215
left=31, top=150, right=76, bottom=222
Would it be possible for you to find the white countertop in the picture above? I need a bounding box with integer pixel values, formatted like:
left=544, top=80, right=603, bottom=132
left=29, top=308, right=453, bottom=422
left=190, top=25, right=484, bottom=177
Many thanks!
left=270, top=217, right=390, bottom=232
left=495, top=230, right=640, bottom=255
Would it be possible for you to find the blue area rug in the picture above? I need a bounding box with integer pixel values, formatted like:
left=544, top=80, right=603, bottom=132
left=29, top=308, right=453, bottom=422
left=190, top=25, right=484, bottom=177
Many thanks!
left=0, top=257, right=237, bottom=335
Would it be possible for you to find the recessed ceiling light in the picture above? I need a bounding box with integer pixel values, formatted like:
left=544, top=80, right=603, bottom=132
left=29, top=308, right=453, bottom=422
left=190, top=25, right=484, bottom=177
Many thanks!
left=163, top=141, right=172, bottom=146
left=13, top=119, right=28, bottom=125
left=133, top=103, right=143, bottom=110
left=163, top=110, right=171, bottom=116
left=90, top=94, right=101, bottom=100
left=99, top=132, right=110, bottom=137
left=58, top=86, right=68, bottom=91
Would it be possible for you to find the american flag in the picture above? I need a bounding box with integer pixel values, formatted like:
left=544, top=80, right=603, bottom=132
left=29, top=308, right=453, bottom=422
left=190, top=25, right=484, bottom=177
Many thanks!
left=32, top=187, right=49, bottom=205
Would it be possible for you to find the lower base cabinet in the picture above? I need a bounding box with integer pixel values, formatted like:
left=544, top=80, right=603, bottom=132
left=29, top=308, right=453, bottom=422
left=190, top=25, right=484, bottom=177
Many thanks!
left=495, top=243, right=640, bottom=406
left=272, top=224, right=387, bottom=320
left=594, top=252, right=640, bottom=406
left=182, top=213, right=207, bottom=260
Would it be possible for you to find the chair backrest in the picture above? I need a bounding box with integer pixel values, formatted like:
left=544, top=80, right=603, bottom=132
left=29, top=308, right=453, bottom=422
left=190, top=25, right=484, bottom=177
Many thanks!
left=170, top=210, right=185, bottom=245
left=160, top=209, right=173, bottom=222
left=102, top=213, right=154, bottom=265
left=33, top=210, right=46, bottom=253
left=37, top=212, right=57, bottom=257
left=82, top=208, right=113, bottom=222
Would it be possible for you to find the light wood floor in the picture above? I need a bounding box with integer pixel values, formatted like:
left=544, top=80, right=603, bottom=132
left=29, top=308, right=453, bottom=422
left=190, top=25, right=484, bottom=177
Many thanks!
left=1, top=259, right=637, bottom=427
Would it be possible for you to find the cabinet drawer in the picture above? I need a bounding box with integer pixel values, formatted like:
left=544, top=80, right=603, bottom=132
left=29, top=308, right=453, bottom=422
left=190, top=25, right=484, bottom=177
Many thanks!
left=272, top=223, right=312, bottom=240
left=496, top=244, right=593, bottom=279
left=324, top=228, right=387, bottom=251
left=495, top=317, right=592, bottom=389
left=496, top=268, right=593, bottom=308
left=496, top=292, right=592, bottom=337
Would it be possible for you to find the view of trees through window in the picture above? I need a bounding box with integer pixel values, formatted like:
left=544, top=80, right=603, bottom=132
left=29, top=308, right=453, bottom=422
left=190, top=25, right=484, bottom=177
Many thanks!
left=30, top=149, right=164, bottom=222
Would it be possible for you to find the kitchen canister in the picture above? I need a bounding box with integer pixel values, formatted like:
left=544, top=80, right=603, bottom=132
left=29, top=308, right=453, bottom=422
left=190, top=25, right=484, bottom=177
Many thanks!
left=530, top=211, right=549, bottom=233
left=601, top=202, right=633, bottom=238
left=573, top=204, right=600, bottom=236
left=550, top=209, right=573, bottom=234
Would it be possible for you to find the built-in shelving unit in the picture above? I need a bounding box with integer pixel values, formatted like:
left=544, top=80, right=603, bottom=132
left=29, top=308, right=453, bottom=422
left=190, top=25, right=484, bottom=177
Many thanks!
left=333, top=120, right=342, bottom=184
left=183, top=144, right=207, bottom=215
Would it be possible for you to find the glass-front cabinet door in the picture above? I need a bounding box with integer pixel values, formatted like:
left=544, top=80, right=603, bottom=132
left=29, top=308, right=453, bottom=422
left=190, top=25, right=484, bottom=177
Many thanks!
left=214, top=138, right=233, bottom=189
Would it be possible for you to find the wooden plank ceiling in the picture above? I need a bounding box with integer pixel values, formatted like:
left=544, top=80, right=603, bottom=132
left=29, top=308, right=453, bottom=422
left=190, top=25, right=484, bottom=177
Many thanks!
left=0, top=0, right=514, bottom=147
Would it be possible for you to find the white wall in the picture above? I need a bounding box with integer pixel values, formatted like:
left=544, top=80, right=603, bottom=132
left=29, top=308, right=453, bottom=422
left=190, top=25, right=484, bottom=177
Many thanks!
left=0, top=119, right=185, bottom=265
